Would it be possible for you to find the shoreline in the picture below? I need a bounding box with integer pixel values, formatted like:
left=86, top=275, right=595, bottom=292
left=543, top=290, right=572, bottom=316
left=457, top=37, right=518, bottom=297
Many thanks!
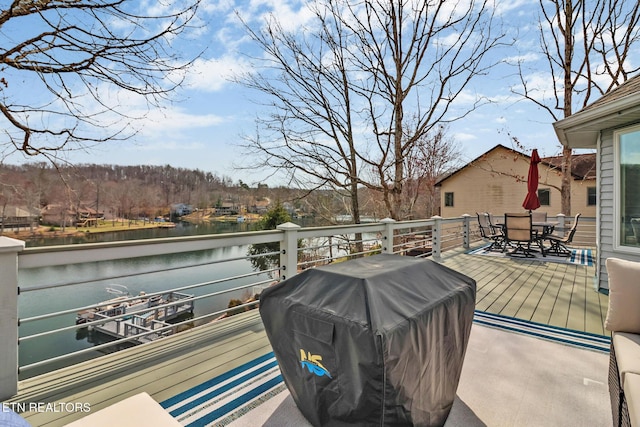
left=1, top=221, right=177, bottom=242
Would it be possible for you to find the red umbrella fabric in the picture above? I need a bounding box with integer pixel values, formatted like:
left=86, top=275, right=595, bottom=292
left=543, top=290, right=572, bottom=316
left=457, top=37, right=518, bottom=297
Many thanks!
left=522, top=149, right=541, bottom=211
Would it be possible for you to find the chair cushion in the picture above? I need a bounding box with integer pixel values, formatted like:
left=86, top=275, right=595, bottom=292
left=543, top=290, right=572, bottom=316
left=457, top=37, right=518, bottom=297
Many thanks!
left=624, top=373, right=640, bottom=427
left=613, top=332, right=640, bottom=388
left=605, top=258, right=640, bottom=333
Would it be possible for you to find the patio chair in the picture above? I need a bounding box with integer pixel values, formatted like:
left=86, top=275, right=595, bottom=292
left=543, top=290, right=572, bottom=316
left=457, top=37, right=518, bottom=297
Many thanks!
left=531, top=211, right=547, bottom=222
left=545, top=213, right=581, bottom=257
left=476, top=212, right=505, bottom=252
left=503, top=213, right=545, bottom=258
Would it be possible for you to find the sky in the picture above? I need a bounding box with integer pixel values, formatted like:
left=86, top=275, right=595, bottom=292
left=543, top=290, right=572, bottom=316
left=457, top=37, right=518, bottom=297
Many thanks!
left=3, top=0, right=613, bottom=186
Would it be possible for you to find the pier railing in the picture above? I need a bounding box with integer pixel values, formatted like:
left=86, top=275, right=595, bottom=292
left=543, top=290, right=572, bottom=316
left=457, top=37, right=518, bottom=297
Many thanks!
left=0, top=213, right=593, bottom=399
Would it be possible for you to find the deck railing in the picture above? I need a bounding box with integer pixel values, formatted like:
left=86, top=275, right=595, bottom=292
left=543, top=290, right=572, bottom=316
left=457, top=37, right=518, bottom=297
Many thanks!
left=0, top=213, right=594, bottom=400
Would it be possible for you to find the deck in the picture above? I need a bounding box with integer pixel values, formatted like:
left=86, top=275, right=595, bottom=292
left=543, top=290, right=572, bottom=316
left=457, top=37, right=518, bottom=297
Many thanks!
left=7, top=245, right=609, bottom=426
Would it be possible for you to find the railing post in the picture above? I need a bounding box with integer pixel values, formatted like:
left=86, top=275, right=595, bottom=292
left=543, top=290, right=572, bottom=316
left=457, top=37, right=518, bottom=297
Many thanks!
left=461, top=214, right=471, bottom=250
left=555, top=213, right=566, bottom=235
left=0, top=236, right=25, bottom=400
left=431, top=216, right=442, bottom=260
left=277, top=222, right=301, bottom=281
left=380, top=218, right=396, bottom=254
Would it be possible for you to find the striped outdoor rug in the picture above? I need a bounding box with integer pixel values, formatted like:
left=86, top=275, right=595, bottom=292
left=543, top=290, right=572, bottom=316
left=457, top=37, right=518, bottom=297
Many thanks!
left=160, top=352, right=283, bottom=426
left=160, top=311, right=609, bottom=426
left=467, top=245, right=594, bottom=266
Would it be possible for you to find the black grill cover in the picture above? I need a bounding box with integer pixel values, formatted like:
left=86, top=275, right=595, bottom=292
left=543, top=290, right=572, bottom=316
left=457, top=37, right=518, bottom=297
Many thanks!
left=259, top=254, right=476, bottom=427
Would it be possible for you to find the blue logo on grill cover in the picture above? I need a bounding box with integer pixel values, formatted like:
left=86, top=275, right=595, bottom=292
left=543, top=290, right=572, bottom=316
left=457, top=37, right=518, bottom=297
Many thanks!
left=300, top=349, right=332, bottom=378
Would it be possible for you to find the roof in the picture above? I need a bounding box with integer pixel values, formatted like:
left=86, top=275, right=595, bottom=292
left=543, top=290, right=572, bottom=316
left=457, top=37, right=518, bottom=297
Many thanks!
left=435, top=144, right=596, bottom=186
left=553, top=74, right=640, bottom=148
left=541, top=152, right=596, bottom=180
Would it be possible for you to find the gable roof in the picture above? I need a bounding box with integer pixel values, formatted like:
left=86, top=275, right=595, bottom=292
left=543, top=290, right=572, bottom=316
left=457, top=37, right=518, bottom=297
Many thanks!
left=541, top=152, right=596, bottom=180
left=554, top=74, right=640, bottom=148
left=435, top=144, right=595, bottom=186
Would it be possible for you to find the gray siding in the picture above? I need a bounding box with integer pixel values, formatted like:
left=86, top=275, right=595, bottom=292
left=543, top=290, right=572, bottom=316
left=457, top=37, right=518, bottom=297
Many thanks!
left=599, top=131, right=614, bottom=289
left=598, top=126, right=640, bottom=290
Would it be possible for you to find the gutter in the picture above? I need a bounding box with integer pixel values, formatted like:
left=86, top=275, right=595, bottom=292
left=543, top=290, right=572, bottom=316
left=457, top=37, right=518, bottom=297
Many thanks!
left=553, top=93, right=640, bottom=147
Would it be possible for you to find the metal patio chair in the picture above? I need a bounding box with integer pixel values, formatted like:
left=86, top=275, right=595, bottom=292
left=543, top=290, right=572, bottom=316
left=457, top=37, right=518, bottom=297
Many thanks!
left=545, top=213, right=581, bottom=257
left=476, top=212, right=505, bottom=252
left=504, top=212, right=545, bottom=258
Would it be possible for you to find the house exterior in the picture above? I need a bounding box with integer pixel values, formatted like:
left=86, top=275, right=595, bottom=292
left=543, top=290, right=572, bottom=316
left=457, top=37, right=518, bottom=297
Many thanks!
left=41, top=205, right=104, bottom=227
left=171, top=203, right=194, bottom=217
left=553, top=75, right=640, bottom=291
left=0, top=206, right=39, bottom=230
left=435, top=144, right=596, bottom=219
left=214, top=201, right=239, bottom=216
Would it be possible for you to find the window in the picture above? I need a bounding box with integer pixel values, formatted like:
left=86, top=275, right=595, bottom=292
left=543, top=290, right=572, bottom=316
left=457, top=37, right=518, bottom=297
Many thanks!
left=538, top=188, right=550, bottom=206
left=587, top=187, right=597, bottom=206
left=444, top=192, right=454, bottom=207
left=615, top=125, right=640, bottom=250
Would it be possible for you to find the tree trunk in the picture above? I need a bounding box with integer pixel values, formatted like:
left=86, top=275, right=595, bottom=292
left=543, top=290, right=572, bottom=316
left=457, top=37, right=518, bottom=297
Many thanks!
left=561, top=146, right=572, bottom=215
left=350, top=178, right=364, bottom=256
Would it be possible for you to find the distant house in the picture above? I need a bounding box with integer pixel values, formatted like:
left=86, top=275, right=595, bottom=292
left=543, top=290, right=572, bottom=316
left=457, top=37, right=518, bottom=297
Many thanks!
left=0, top=206, right=39, bottom=230
left=553, top=74, right=640, bottom=291
left=214, top=201, right=239, bottom=216
left=171, top=203, right=194, bottom=217
left=75, top=207, right=105, bottom=226
left=435, top=144, right=596, bottom=219
left=41, top=204, right=104, bottom=227
left=249, top=199, right=270, bottom=215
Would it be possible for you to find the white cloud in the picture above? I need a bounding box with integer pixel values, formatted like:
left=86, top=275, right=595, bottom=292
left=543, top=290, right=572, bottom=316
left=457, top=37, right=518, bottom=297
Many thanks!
left=504, top=52, right=539, bottom=64
left=454, top=132, right=477, bottom=142
left=185, top=55, right=250, bottom=92
left=236, top=0, right=316, bottom=33
left=494, top=0, right=534, bottom=17
left=136, top=107, right=226, bottom=140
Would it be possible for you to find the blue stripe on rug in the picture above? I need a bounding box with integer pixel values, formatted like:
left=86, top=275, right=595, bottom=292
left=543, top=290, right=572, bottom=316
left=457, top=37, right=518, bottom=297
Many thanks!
left=185, top=375, right=283, bottom=427
left=473, top=310, right=609, bottom=353
left=569, top=248, right=593, bottom=266
left=168, top=359, right=279, bottom=417
left=468, top=244, right=594, bottom=266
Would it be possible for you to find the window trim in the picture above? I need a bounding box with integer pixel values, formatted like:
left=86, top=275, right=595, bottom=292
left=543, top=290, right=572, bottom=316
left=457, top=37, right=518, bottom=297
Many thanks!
left=613, top=124, right=640, bottom=254
left=444, top=192, right=454, bottom=207
left=538, top=188, right=550, bottom=206
left=587, top=186, right=597, bottom=206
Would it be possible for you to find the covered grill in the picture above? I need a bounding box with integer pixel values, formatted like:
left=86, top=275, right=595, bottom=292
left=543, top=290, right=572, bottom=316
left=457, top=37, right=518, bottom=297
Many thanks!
left=259, top=254, right=476, bottom=426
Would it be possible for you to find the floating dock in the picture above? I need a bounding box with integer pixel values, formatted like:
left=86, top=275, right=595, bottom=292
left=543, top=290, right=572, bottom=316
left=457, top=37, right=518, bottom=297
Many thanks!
left=77, top=291, right=195, bottom=344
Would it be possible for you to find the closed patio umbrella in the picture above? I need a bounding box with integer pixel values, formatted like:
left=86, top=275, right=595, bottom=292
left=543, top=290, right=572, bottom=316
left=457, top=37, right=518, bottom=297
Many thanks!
left=522, top=149, right=541, bottom=211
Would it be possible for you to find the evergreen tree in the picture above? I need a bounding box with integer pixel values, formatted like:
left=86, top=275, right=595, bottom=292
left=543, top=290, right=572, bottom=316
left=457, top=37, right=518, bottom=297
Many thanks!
left=248, top=202, right=292, bottom=274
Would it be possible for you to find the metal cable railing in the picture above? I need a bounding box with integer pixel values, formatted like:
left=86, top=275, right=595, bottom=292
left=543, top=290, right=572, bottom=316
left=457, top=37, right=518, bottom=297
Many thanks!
left=20, top=215, right=582, bottom=379
left=17, top=240, right=284, bottom=376
left=19, top=274, right=277, bottom=373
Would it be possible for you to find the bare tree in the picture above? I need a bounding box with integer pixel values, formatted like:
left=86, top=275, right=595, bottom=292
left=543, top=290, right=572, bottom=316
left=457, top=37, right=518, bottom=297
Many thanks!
left=236, top=0, right=506, bottom=221
left=513, top=0, right=640, bottom=214
left=403, top=125, right=462, bottom=219
left=0, top=0, right=202, bottom=161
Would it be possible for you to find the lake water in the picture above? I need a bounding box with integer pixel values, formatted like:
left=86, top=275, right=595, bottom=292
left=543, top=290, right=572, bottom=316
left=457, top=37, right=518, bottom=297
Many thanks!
left=17, top=220, right=291, bottom=378
left=23, top=219, right=265, bottom=247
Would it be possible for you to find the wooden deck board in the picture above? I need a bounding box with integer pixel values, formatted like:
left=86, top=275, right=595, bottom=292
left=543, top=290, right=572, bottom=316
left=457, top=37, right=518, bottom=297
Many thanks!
left=9, top=246, right=609, bottom=426
left=439, top=245, right=607, bottom=335
left=11, top=312, right=269, bottom=426
left=501, top=265, right=546, bottom=318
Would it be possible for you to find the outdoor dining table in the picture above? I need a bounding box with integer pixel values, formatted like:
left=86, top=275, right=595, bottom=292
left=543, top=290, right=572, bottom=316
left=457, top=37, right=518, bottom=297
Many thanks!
left=533, top=221, right=558, bottom=238
left=491, top=217, right=559, bottom=256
